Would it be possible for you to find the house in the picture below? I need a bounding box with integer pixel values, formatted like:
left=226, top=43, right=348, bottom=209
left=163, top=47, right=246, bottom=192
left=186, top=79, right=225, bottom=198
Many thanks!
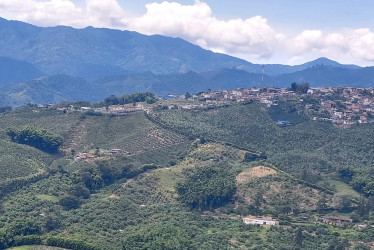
left=76, top=153, right=96, bottom=160
left=276, top=120, right=291, bottom=126
left=110, top=148, right=121, bottom=154
left=321, top=216, right=352, bottom=226
left=243, top=217, right=277, bottom=226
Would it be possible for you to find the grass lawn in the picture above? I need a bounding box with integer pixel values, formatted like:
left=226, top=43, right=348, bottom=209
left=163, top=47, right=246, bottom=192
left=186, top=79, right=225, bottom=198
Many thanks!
left=36, top=194, right=59, bottom=203
left=318, top=179, right=360, bottom=198
left=6, top=246, right=67, bottom=250
left=6, top=246, right=32, bottom=250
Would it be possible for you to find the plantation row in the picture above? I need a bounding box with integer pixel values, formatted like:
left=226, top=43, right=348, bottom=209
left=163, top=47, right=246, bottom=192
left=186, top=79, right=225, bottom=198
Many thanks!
left=153, top=103, right=374, bottom=177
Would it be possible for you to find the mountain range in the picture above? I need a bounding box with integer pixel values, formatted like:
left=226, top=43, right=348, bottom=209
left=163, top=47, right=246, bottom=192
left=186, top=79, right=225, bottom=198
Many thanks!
left=0, top=17, right=374, bottom=106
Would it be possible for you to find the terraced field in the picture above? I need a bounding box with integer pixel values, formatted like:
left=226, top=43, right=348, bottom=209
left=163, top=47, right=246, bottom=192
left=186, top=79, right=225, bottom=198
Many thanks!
left=81, top=112, right=188, bottom=156
left=0, top=139, right=55, bottom=181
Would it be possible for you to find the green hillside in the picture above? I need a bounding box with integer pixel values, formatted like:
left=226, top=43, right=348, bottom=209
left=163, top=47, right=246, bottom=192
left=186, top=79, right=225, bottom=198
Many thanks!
left=0, top=102, right=373, bottom=249
left=154, top=103, right=374, bottom=177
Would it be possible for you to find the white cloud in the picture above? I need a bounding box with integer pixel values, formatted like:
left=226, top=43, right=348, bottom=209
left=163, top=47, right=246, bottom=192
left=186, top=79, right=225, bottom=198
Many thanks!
left=281, top=28, right=374, bottom=64
left=0, top=0, right=374, bottom=65
left=0, top=0, right=84, bottom=27
left=128, top=1, right=278, bottom=59
left=0, top=0, right=127, bottom=28
left=85, top=0, right=127, bottom=28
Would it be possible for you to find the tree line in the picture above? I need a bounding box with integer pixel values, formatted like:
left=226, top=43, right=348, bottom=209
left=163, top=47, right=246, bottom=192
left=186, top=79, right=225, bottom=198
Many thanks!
left=101, top=92, right=157, bottom=106
left=7, top=126, right=63, bottom=153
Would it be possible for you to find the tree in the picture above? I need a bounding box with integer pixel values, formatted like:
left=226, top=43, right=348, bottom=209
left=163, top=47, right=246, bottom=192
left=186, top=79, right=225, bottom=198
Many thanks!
left=59, top=195, right=82, bottom=210
left=243, top=152, right=258, bottom=162
left=177, top=165, right=236, bottom=210
left=338, top=167, right=355, bottom=183
left=332, top=193, right=351, bottom=212
left=289, top=82, right=310, bottom=94
left=295, top=228, right=303, bottom=248
left=317, top=198, right=328, bottom=213
left=254, top=191, right=264, bottom=208
left=7, top=126, right=63, bottom=153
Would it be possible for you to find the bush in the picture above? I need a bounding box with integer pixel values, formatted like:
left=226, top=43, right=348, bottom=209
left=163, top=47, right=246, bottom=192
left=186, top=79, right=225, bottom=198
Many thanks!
left=177, top=165, right=236, bottom=210
left=7, top=126, right=63, bottom=153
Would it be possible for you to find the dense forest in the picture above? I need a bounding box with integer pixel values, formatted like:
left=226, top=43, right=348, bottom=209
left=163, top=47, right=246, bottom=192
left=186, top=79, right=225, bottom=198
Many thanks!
left=0, top=95, right=373, bottom=249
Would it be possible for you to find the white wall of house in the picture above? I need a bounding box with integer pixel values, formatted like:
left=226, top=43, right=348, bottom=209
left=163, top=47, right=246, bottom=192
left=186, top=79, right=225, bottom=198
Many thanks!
left=243, top=218, right=276, bottom=226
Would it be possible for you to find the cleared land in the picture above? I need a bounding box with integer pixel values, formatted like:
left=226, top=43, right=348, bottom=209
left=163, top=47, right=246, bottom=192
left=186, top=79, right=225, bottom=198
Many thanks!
left=236, top=166, right=277, bottom=184
left=318, top=179, right=361, bottom=198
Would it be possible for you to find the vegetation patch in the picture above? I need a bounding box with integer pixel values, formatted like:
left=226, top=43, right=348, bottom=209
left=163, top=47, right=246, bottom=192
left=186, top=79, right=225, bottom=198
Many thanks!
left=318, top=179, right=360, bottom=198
left=35, top=195, right=59, bottom=203
left=7, top=126, right=63, bottom=153
left=177, top=165, right=236, bottom=210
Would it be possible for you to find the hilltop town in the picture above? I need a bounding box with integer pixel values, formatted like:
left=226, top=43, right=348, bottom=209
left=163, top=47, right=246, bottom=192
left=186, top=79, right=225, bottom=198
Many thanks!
left=30, top=86, right=374, bottom=128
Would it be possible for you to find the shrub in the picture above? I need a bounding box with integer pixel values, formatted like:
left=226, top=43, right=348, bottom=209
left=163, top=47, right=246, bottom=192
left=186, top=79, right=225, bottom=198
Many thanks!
left=7, top=126, right=63, bottom=153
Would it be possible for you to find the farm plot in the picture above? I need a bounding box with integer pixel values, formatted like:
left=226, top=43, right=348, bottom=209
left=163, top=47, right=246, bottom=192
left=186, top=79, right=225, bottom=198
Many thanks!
left=0, top=139, right=54, bottom=181
left=82, top=112, right=188, bottom=156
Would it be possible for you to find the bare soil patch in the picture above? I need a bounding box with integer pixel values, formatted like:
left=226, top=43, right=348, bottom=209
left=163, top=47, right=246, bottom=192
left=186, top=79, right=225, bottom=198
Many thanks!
left=236, top=166, right=276, bottom=184
left=109, top=194, right=119, bottom=199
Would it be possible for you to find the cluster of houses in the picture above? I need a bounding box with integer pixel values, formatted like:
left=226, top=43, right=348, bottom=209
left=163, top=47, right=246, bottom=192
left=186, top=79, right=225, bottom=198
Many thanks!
left=307, top=87, right=374, bottom=125
left=33, top=86, right=373, bottom=126
left=199, top=88, right=289, bottom=107
left=192, top=87, right=374, bottom=126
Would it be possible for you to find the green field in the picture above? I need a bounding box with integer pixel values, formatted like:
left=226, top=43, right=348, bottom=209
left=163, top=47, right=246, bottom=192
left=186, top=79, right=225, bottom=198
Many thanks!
left=6, top=246, right=66, bottom=250
left=318, top=179, right=361, bottom=198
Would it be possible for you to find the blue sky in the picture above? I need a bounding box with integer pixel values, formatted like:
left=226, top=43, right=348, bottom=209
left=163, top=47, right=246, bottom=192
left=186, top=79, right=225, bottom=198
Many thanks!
left=1, top=0, right=374, bottom=66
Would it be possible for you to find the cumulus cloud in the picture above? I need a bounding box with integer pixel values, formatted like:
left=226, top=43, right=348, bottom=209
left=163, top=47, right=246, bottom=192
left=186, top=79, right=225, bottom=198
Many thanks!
left=0, top=0, right=374, bottom=65
left=128, top=1, right=278, bottom=59
left=283, top=28, right=374, bottom=64
left=0, top=0, right=84, bottom=27
left=0, top=0, right=127, bottom=28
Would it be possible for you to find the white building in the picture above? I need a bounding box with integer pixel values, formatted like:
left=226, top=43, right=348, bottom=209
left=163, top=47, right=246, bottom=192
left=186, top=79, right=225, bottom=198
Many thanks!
left=243, top=217, right=277, bottom=226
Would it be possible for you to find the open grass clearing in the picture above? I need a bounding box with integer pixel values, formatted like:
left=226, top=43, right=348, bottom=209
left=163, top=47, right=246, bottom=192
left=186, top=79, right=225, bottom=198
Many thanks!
left=318, top=179, right=360, bottom=198
left=6, top=246, right=67, bottom=250
left=36, top=194, right=59, bottom=203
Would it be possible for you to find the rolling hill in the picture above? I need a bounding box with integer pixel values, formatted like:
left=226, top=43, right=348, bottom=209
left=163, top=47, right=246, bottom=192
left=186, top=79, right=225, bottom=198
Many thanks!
left=0, top=101, right=373, bottom=249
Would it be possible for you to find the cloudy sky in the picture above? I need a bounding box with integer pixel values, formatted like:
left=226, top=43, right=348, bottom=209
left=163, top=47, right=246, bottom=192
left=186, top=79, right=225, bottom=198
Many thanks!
left=0, top=0, right=374, bottom=66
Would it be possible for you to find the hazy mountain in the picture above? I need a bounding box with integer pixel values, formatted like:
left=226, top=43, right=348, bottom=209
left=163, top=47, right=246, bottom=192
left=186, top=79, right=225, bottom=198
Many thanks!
left=0, top=75, right=94, bottom=106
left=0, top=56, right=42, bottom=84
left=271, top=65, right=374, bottom=87
left=263, top=57, right=361, bottom=76
left=1, top=17, right=373, bottom=106
left=2, top=65, right=374, bottom=106
left=0, top=17, right=259, bottom=80
left=0, top=70, right=263, bottom=106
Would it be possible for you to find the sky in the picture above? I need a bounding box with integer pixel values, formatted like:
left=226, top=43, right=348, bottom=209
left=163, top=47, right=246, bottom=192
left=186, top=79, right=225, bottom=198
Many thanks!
left=0, top=0, right=374, bottom=66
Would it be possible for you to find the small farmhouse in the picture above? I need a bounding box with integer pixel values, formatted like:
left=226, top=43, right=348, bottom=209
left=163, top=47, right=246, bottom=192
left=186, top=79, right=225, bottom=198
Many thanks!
left=276, top=120, right=291, bottom=126
left=321, top=216, right=352, bottom=226
left=110, top=148, right=121, bottom=154
left=243, top=217, right=277, bottom=226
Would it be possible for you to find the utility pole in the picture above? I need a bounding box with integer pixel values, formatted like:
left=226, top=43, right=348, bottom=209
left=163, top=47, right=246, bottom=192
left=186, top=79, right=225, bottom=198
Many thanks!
left=261, top=64, right=265, bottom=89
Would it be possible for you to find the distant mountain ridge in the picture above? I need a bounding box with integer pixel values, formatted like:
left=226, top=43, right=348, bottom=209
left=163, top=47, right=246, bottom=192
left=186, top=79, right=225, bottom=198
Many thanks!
left=0, top=17, right=364, bottom=81
left=2, top=65, right=374, bottom=107
left=0, top=17, right=259, bottom=80
left=0, top=17, right=373, bottom=106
